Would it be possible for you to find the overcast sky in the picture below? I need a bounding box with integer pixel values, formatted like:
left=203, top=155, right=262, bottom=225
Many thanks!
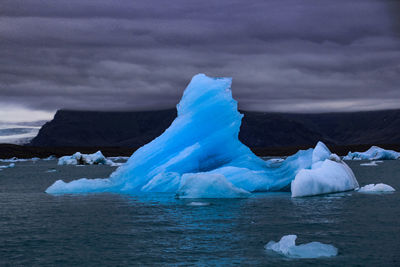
left=1, top=0, right=400, bottom=122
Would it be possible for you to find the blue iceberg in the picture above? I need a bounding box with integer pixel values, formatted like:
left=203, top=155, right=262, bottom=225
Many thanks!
left=46, top=74, right=358, bottom=197
left=58, top=151, right=114, bottom=166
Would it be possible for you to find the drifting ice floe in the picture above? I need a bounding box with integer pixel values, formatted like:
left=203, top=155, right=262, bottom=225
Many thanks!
left=265, top=234, right=338, bottom=258
left=358, top=183, right=395, bottom=193
left=0, top=157, right=29, bottom=163
left=344, top=146, right=400, bottom=160
left=58, top=151, right=114, bottom=166
left=46, top=74, right=359, bottom=197
left=0, top=163, right=15, bottom=169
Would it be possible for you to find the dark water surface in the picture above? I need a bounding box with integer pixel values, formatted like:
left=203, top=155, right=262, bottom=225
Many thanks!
left=0, top=160, right=399, bottom=266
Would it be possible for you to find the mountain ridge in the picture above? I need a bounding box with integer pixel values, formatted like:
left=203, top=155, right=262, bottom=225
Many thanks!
left=29, top=109, right=400, bottom=148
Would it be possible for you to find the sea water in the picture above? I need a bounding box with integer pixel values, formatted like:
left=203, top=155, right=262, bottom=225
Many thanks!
left=0, top=159, right=399, bottom=266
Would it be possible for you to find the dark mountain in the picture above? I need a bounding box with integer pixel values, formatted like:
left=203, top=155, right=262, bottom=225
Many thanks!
left=30, top=109, right=177, bottom=147
left=30, top=109, right=400, bottom=148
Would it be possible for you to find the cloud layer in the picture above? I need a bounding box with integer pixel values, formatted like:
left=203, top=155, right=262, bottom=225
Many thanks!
left=1, top=0, right=399, bottom=114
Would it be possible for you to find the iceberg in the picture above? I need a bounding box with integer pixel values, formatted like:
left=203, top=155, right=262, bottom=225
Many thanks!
left=265, top=235, right=338, bottom=258
left=0, top=157, right=29, bottom=163
left=46, top=74, right=358, bottom=197
left=58, top=151, right=114, bottom=166
left=358, top=183, right=395, bottom=193
left=0, top=163, right=15, bottom=169
left=344, top=146, right=400, bottom=160
left=291, top=143, right=359, bottom=197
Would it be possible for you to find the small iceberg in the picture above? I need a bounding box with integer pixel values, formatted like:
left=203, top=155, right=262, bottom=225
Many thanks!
left=0, top=157, right=29, bottom=163
left=344, top=146, right=400, bottom=160
left=265, top=235, right=338, bottom=259
left=0, top=163, right=15, bottom=169
left=291, top=143, right=359, bottom=197
left=58, top=151, right=114, bottom=166
left=358, top=183, right=395, bottom=193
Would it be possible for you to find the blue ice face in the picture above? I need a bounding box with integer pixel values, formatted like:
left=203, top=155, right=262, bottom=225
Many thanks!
left=46, top=74, right=357, bottom=197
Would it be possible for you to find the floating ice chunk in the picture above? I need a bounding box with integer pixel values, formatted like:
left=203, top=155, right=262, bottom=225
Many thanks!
left=360, top=161, right=379, bottom=166
left=46, top=178, right=115, bottom=194
left=0, top=157, right=29, bottom=163
left=344, top=146, right=400, bottom=160
left=0, top=163, right=15, bottom=169
left=265, top=235, right=338, bottom=259
left=58, top=155, right=78, bottom=165
left=358, top=183, right=395, bottom=193
left=291, top=146, right=359, bottom=197
left=58, top=151, right=114, bottom=166
left=176, top=173, right=250, bottom=198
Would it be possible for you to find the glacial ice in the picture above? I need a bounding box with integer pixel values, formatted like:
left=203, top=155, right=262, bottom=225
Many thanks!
left=344, top=146, right=400, bottom=160
left=176, top=173, right=250, bottom=198
left=0, top=157, right=29, bottom=163
left=291, top=142, right=359, bottom=197
left=58, top=151, right=114, bottom=166
left=46, top=74, right=359, bottom=198
left=0, top=163, right=15, bottom=169
left=358, top=183, right=395, bottom=193
left=265, top=235, right=338, bottom=258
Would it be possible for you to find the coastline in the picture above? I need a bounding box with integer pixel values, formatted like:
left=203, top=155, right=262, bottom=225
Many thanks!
left=2, top=143, right=400, bottom=159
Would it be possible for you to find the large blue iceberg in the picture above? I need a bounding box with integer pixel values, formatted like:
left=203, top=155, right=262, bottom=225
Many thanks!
left=46, top=74, right=358, bottom=197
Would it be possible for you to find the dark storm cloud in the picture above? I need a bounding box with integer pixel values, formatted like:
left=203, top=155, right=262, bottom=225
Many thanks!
left=0, top=0, right=399, bottom=114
